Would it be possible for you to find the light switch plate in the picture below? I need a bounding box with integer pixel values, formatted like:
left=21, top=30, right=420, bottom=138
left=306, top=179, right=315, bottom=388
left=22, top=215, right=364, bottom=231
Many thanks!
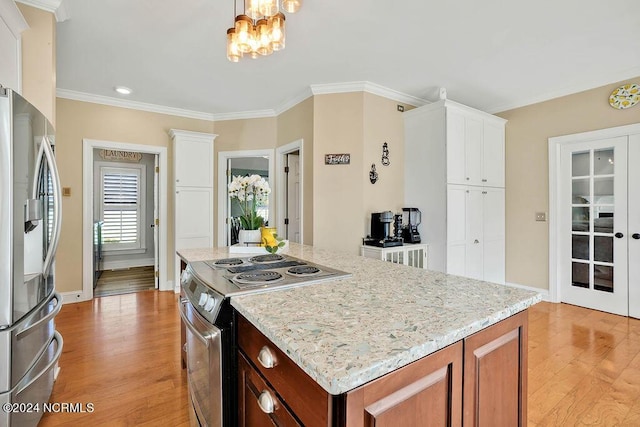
left=62, top=187, right=71, bottom=197
left=535, top=212, right=546, bottom=222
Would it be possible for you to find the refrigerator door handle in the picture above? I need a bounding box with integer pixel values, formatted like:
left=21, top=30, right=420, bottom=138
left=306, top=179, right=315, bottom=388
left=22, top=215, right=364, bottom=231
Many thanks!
left=15, top=291, right=62, bottom=339
left=14, top=331, right=63, bottom=395
left=41, top=136, right=62, bottom=277
left=25, top=141, right=46, bottom=233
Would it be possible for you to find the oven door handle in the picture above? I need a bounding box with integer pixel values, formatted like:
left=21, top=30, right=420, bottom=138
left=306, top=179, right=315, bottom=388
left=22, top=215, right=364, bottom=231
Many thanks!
left=178, top=298, right=218, bottom=347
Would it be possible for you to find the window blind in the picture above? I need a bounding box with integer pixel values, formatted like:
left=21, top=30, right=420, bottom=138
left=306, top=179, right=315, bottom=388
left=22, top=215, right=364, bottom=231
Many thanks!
left=102, top=170, right=140, bottom=246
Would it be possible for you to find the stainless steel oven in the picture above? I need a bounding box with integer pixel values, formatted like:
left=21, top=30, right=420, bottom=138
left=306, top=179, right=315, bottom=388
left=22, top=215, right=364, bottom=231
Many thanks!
left=179, top=297, right=222, bottom=427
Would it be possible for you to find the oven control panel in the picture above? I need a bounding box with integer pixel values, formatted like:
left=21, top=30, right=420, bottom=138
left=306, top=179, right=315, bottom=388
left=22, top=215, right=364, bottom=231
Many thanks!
left=183, top=265, right=224, bottom=324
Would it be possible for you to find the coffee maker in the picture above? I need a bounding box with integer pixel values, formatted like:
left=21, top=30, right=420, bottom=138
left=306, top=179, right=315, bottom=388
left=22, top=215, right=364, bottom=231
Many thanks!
left=402, top=208, right=422, bottom=243
left=364, top=211, right=404, bottom=247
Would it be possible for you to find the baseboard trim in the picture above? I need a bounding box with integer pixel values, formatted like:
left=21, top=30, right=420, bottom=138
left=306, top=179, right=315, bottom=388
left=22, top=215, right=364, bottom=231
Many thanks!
left=504, top=281, right=552, bottom=302
left=60, top=290, right=91, bottom=304
left=101, top=258, right=155, bottom=271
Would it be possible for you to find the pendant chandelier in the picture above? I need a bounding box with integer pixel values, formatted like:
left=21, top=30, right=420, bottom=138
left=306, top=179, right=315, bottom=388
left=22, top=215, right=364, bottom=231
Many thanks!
left=227, top=0, right=303, bottom=62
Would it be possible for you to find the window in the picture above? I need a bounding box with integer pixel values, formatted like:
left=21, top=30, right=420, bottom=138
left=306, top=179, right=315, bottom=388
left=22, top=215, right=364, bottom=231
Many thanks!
left=99, top=164, right=146, bottom=251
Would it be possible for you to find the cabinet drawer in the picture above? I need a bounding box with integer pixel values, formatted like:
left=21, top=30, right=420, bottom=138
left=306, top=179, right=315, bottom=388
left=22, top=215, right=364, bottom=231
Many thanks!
left=238, top=353, right=301, bottom=427
left=237, top=315, right=332, bottom=427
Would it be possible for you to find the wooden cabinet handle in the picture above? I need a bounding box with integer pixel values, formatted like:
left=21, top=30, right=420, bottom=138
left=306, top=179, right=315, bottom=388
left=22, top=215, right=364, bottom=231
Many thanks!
left=257, top=346, right=277, bottom=369
left=257, top=390, right=275, bottom=414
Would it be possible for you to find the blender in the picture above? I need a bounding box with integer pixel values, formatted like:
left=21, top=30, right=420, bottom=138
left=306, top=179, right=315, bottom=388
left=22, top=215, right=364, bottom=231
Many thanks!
left=402, top=208, right=422, bottom=243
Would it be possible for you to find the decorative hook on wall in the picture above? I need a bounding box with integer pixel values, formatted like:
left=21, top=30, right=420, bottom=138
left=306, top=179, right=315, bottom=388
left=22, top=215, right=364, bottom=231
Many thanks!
left=381, top=142, right=390, bottom=166
left=369, top=164, right=378, bottom=184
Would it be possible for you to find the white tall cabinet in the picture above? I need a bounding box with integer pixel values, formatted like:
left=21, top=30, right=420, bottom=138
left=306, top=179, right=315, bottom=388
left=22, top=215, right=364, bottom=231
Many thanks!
left=0, top=1, right=28, bottom=92
left=170, top=129, right=216, bottom=287
left=404, top=100, right=506, bottom=284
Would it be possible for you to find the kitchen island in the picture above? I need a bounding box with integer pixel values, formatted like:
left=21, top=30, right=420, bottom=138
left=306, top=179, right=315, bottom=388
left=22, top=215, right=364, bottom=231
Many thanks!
left=178, top=243, right=541, bottom=426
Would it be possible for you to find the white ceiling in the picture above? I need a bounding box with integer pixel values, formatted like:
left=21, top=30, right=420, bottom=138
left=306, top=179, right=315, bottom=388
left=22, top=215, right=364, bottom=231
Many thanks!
left=52, top=0, right=640, bottom=118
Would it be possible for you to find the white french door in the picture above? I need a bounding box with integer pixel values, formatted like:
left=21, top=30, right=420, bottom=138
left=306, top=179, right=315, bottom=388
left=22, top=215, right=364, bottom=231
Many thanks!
left=628, top=135, right=640, bottom=318
left=559, top=136, right=633, bottom=316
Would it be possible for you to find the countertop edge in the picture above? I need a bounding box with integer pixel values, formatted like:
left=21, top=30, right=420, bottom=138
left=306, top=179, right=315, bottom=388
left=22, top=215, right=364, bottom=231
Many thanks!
left=232, top=292, right=542, bottom=395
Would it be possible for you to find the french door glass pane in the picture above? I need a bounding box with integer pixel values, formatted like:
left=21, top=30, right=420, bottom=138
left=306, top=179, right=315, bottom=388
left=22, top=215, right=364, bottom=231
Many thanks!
left=572, top=262, right=589, bottom=288
left=572, top=235, right=589, bottom=260
left=594, top=236, right=613, bottom=263
left=572, top=151, right=590, bottom=176
left=594, top=265, right=614, bottom=293
left=594, top=149, right=614, bottom=175
left=572, top=207, right=590, bottom=231
left=594, top=177, right=614, bottom=199
left=572, top=178, right=589, bottom=201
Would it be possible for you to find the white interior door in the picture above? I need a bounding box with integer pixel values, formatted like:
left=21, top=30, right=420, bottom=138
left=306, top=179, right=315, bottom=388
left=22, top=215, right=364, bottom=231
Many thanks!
left=153, top=155, right=159, bottom=289
left=560, top=137, right=628, bottom=316
left=286, top=153, right=301, bottom=243
left=628, top=134, right=640, bottom=318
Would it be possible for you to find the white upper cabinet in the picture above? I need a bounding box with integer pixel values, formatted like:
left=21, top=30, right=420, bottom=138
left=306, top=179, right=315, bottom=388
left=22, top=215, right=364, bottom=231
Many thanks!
left=172, top=130, right=215, bottom=187
left=0, top=2, right=28, bottom=92
left=446, top=104, right=505, bottom=187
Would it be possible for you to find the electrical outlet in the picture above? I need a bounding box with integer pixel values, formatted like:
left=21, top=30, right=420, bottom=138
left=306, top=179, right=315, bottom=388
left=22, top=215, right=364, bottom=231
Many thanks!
left=535, top=212, right=546, bottom=222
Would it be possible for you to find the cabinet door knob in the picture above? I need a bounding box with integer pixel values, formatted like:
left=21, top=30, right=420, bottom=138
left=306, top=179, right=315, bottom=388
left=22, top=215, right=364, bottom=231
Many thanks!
left=466, top=177, right=470, bottom=180
left=474, top=239, right=480, bottom=244
left=257, top=391, right=275, bottom=414
left=257, top=346, right=277, bottom=369
left=632, top=233, right=640, bottom=240
left=615, top=232, right=624, bottom=239
left=482, top=179, right=487, bottom=182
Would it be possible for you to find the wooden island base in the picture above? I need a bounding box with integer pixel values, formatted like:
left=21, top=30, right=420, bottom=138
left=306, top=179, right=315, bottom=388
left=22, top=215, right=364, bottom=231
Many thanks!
left=237, top=309, right=528, bottom=427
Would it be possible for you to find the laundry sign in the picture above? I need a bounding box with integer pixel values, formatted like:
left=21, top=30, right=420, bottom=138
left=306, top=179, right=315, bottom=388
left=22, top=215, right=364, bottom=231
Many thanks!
left=100, top=149, right=142, bottom=162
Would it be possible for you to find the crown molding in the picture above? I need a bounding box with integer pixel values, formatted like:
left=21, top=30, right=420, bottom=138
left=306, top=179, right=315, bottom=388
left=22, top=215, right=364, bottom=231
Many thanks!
left=0, top=1, right=29, bottom=37
left=56, top=89, right=216, bottom=121
left=16, top=0, right=68, bottom=22
left=487, top=65, right=640, bottom=114
left=311, top=81, right=429, bottom=107
left=212, top=109, right=276, bottom=121
left=57, top=81, right=429, bottom=122
left=273, top=87, right=313, bottom=116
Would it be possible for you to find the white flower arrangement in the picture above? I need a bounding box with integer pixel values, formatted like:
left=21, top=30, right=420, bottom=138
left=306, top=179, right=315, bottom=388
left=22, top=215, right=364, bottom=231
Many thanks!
left=228, top=174, right=271, bottom=230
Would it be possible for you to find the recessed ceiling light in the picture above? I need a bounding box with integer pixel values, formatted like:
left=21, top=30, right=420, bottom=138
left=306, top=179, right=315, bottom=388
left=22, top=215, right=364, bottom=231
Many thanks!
left=114, top=86, right=132, bottom=95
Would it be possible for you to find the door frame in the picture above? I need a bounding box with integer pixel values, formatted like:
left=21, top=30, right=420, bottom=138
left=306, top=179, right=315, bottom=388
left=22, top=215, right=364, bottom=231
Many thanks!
left=217, top=149, right=274, bottom=247
left=81, top=139, right=168, bottom=301
left=275, top=139, right=304, bottom=244
left=548, top=123, right=640, bottom=304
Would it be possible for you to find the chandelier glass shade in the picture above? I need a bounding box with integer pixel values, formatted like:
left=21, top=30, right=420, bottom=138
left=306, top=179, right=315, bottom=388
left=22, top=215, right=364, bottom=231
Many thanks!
left=227, top=0, right=300, bottom=62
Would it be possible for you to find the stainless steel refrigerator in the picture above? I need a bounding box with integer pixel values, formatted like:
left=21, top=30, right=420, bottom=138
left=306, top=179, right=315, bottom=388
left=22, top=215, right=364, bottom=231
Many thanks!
left=0, top=87, right=63, bottom=426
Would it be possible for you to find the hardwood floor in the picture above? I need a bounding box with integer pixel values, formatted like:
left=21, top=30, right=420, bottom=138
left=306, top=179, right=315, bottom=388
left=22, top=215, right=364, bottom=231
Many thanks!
left=94, top=266, right=156, bottom=297
left=528, top=302, right=640, bottom=426
left=39, top=291, right=189, bottom=427
left=39, top=293, right=640, bottom=426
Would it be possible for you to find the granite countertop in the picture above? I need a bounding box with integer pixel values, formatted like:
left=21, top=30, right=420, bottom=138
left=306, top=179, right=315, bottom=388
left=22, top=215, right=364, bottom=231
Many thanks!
left=178, top=243, right=542, bottom=395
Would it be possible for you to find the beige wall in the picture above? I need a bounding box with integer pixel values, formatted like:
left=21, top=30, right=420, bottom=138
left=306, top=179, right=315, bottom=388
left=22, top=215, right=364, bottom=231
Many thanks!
left=312, top=92, right=410, bottom=253
left=17, top=3, right=56, bottom=125
left=313, top=93, right=364, bottom=252
left=363, top=92, right=407, bottom=234
left=277, top=97, right=314, bottom=244
left=55, top=98, right=214, bottom=293
left=498, top=76, right=640, bottom=291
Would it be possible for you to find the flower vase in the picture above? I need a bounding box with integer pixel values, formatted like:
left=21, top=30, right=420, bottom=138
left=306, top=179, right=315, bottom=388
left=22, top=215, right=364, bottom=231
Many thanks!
left=238, top=229, right=261, bottom=246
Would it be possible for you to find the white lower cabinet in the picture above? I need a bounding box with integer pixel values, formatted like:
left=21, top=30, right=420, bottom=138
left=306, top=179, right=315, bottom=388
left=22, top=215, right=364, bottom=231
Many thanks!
left=361, top=244, right=428, bottom=269
left=447, top=185, right=504, bottom=283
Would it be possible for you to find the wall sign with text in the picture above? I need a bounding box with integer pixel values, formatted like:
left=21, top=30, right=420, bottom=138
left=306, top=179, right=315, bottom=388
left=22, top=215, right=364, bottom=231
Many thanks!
left=100, top=149, right=142, bottom=162
left=324, top=153, right=350, bottom=165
